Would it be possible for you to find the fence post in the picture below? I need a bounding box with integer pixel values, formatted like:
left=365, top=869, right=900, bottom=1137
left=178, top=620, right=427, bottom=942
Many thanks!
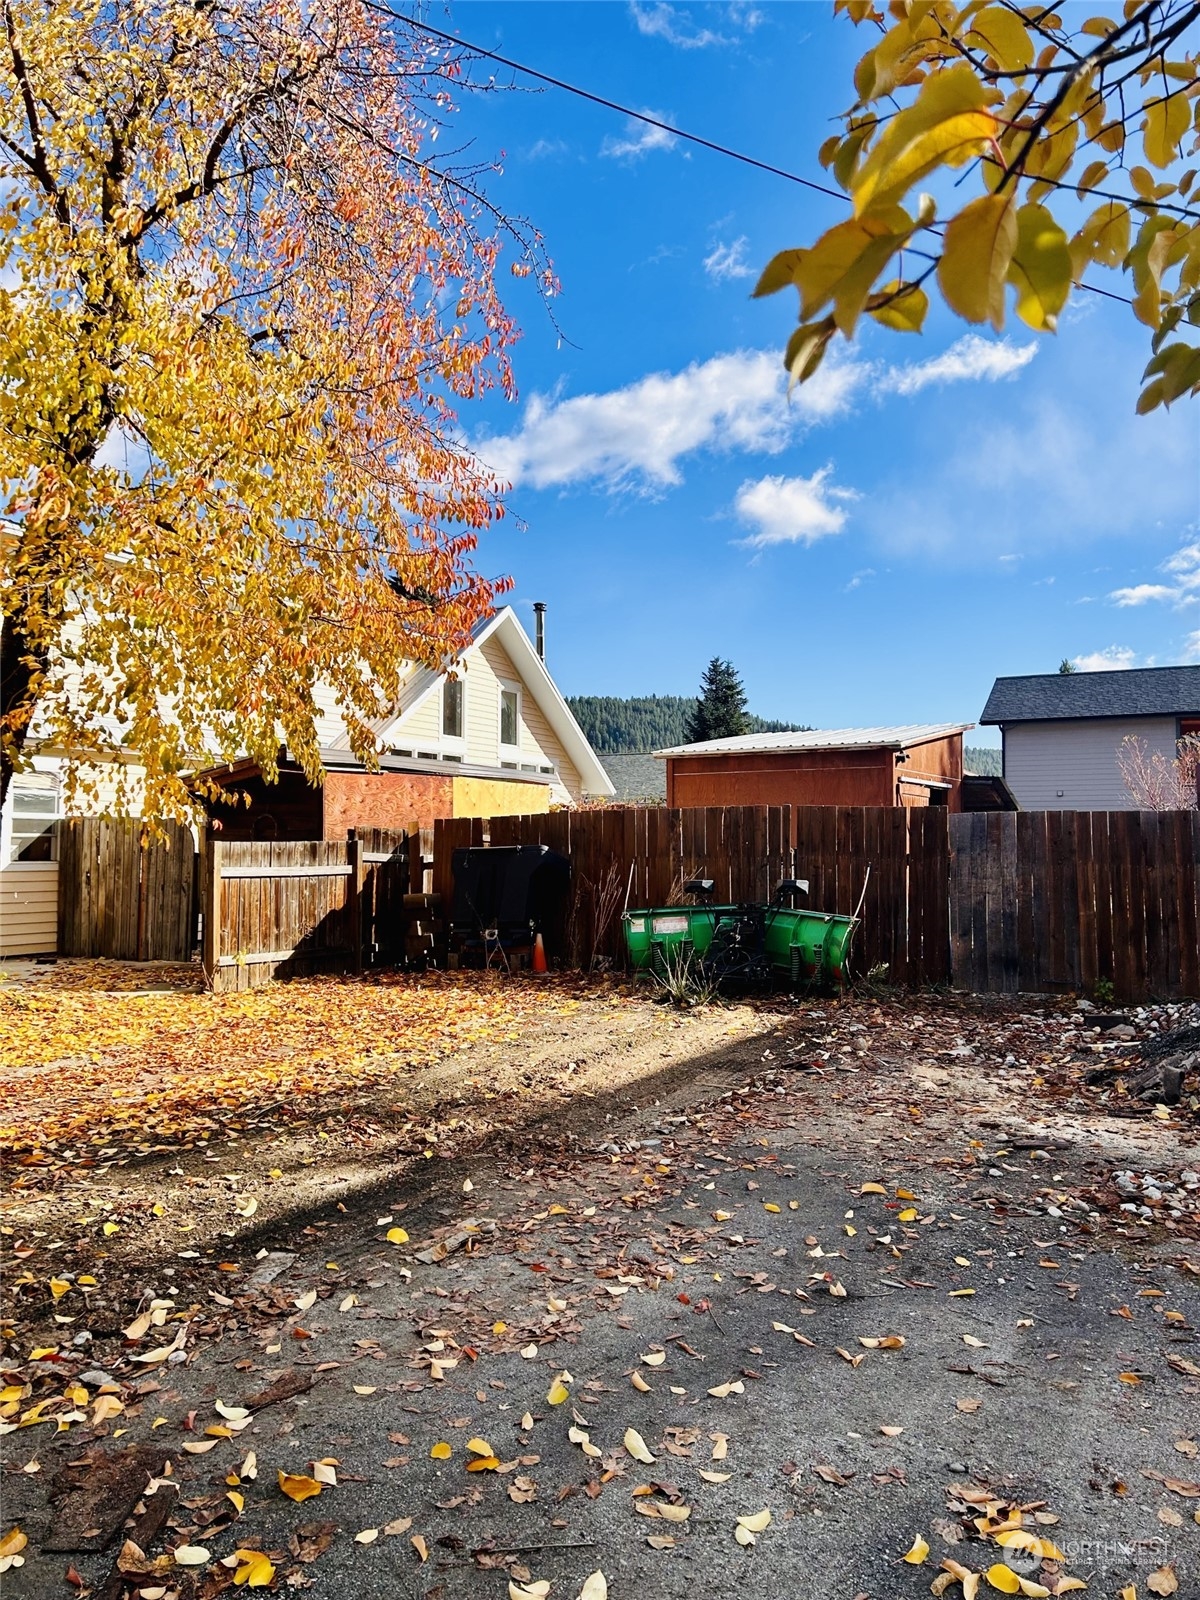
left=347, top=834, right=364, bottom=971
left=201, top=838, right=222, bottom=984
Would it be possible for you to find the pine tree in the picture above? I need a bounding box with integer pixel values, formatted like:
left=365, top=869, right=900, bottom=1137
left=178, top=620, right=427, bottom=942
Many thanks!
left=1058, top=659, right=1078, bottom=675
left=685, top=659, right=751, bottom=744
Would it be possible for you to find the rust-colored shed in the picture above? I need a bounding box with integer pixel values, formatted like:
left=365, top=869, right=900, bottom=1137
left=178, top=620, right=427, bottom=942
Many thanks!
left=657, top=724, right=974, bottom=812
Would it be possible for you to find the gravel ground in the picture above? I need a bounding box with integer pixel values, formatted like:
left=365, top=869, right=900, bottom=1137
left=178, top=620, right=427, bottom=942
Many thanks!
left=2, top=984, right=1198, bottom=1600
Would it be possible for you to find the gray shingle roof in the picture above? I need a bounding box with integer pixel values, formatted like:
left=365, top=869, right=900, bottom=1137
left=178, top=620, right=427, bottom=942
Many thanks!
left=981, top=665, right=1200, bottom=724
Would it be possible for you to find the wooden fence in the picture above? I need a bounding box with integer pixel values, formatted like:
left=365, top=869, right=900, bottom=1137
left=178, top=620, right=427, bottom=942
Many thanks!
left=949, top=809, right=1199, bottom=1000
left=190, top=804, right=1199, bottom=1000
left=200, top=829, right=417, bottom=992
left=57, top=818, right=195, bottom=962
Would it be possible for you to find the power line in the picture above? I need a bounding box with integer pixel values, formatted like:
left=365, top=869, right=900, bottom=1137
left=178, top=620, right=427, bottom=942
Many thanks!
left=364, top=4, right=847, bottom=204
left=370, top=4, right=1137, bottom=309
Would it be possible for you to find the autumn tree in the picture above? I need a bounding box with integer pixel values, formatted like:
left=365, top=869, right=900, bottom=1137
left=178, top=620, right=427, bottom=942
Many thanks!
left=757, top=1, right=1200, bottom=411
left=0, top=0, right=546, bottom=817
left=686, top=659, right=752, bottom=743
left=1119, top=731, right=1200, bottom=805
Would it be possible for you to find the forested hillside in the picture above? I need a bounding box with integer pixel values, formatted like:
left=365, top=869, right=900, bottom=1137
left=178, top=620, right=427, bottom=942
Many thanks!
left=964, top=747, right=1002, bottom=776
left=568, top=695, right=805, bottom=753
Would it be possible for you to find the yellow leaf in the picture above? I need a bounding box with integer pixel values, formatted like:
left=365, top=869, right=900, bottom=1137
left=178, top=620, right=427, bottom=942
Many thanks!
left=1144, top=91, right=1190, bottom=170
left=904, top=1534, right=930, bottom=1564
left=103, top=1222, right=120, bottom=1237
left=0, top=1529, right=28, bottom=1559
left=77, top=1275, right=97, bottom=1287
left=860, top=1182, right=887, bottom=1195
left=174, top=1545, right=211, bottom=1566
left=641, top=1351, right=666, bottom=1367
left=939, top=193, right=1017, bottom=329
left=737, top=1509, right=772, bottom=1533
left=466, top=1455, right=500, bottom=1472
left=466, top=1437, right=493, bottom=1457
left=226, top=1491, right=244, bottom=1513
left=853, top=64, right=999, bottom=215
left=763, top=1202, right=781, bottom=1214
left=987, top=1565, right=1021, bottom=1594
left=898, top=1208, right=918, bottom=1222
left=412, top=1534, right=429, bottom=1562
left=355, top=1529, right=379, bottom=1544
left=869, top=280, right=929, bottom=332
left=579, top=1573, right=608, bottom=1600
left=1053, top=1582, right=1087, bottom=1594
left=1007, top=203, right=1072, bottom=331
left=624, top=1427, right=656, bottom=1464
left=233, top=1551, right=275, bottom=1587
left=492, top=1321, right=507, bottom=1335
left=49, top=1279, right=71, bottom=1300
left=631, top=1371, right=651, bottom=1392
left=546, top=1378, right=570, bottom=1406
left=965, top=7, right=1034, bottom=71
left=277, top=1470, right=322, bottom=1503
left=430, top=1441, right=452, bottom=1460
left=386, top=1228, right=409, bottom=1245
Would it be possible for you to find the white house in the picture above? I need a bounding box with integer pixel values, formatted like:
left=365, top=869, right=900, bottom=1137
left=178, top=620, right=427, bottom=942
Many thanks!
left=980, top=665, right=1200, bottom=810
left=0, top=605, right=613, bottom=957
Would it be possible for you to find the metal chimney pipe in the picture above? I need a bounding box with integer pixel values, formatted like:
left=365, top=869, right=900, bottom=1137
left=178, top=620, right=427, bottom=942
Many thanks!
left=533, top=602, right=546, bottom=662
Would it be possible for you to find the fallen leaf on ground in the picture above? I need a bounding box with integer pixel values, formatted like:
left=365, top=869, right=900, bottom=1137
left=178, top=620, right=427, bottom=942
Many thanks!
left=903, top=1534, right=930, bottom=1564
left=173, top=1546, right=210, bottom=1566
left=624, top=1428, right=655, bottom=1464
left=278, top=1471, right=323, bottom=1503
left=1147, top=1569, right=1178, bottom=1597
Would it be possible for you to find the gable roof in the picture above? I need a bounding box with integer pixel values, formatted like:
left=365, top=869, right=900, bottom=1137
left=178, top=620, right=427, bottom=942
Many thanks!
left=385, top=607, right=614, bottom=796
left=656, top=723, right=973, bottom=759
left=981, top=665, right=1200, bottom=724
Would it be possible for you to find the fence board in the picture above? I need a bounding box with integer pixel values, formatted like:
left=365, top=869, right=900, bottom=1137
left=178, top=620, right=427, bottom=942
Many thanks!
left=57, top=818, right=194, bottom=962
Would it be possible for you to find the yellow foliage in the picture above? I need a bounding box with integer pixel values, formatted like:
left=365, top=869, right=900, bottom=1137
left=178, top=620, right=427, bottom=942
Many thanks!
left=766, top=4, right=1199, bottom=411
left=0, top=0, right=530, bottom=814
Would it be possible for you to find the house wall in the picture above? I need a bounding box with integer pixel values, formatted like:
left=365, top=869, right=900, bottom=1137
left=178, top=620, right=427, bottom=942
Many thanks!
left=322, top=770, right=454, bottom=838
left=667, top=748, right=896, bottom=809
left=894, top=733, right=964, bottom=811
left=391, top=636, right=584, bottom=803
left=453, top=776, right=551, bottom=819
left=0, top=862, right=57, bottom=957
left=1002, top=716, right=1179, bottom=810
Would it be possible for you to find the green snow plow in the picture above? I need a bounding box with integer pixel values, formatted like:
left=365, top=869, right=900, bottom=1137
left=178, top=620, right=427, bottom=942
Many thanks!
left=623, top=879, right=858, bottom=991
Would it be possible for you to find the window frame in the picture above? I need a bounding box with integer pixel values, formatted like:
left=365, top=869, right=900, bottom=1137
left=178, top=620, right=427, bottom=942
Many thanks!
left=4, top=770, right=60, bottom=866
left=441, top=674, right=465, bottom=749
left=498, top=681, right=521, bottom=758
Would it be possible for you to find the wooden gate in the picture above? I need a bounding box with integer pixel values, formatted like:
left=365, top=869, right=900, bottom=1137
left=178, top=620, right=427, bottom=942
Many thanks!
left=57, top=818, right=196, bottom=962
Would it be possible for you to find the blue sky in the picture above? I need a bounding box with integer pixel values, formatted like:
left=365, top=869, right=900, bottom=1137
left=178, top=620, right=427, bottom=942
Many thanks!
left=419, top=1, right=1199, bottom=740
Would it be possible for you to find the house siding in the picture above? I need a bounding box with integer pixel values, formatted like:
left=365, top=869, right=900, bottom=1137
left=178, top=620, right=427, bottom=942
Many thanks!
left=0, top=862, right=57, bottom=957
left=1002, top=716, right=1179, bottom=810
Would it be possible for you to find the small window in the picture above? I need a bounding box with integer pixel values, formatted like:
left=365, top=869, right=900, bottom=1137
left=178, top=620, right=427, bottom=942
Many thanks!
left=8, top=773, right=58, bottom=863
left=500, top=687, right=519, bottom=749
left=442, top=677, right=464, bottom=740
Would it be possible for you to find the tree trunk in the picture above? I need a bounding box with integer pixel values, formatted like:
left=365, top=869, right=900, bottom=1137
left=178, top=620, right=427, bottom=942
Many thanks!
left=0, top=610, right=45, bottom=812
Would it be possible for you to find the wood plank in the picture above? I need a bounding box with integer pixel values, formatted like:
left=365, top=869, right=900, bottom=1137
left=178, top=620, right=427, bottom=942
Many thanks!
left=1176, top=810, right=1199, bottom=998
left=1109, top=811, right=1136, bottom=1002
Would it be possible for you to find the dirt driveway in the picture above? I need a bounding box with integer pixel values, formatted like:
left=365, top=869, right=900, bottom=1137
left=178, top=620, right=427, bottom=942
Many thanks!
left=1, top=967, right=1198, bottom=1600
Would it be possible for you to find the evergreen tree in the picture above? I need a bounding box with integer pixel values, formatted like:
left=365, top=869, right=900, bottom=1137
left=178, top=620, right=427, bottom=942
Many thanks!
left=685, top=659, right=751, bottom=744
left=1058, top=659, right=1078, bottom=675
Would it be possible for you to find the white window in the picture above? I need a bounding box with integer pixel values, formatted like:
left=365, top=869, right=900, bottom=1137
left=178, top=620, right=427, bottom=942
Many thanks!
left=499, top=684, right=520, bottom=756
left=6, top=772, right=59, bottom=863
left=442, top=676, right=464, bottom=741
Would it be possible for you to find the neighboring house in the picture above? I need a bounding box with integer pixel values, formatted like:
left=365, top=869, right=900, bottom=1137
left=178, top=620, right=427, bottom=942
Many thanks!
left=656, top=724, right=973, bottom=811
left=980, top=665, right=1200, bottom=811
left=198, top=606, right=613, bottom=839
left=0, top=606, right=612, bottom=956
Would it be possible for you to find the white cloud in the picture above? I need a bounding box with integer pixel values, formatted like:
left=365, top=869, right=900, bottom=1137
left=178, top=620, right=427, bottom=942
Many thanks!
left=1072, top=645, right=1139, bottom=671
left=629, top=1, right=723, bottom=47
left=600, top=113, right=678, bottom=161
left=474, top=350, right=865, bottom=492
left=703, top=236, right=754, bottom=282
left=879, top=334, right=1037, bottom=396
left=845, top=567, right=876, bottom=591
left=527, top=137, right=569, bottom=160
left=475, top=335, right=1049, bottom=496
left=1183, top=630, right=1200, bottom=664
left=734, top=468, right=856, bottom=549
left=1110, top=539, right=1200, bottom=607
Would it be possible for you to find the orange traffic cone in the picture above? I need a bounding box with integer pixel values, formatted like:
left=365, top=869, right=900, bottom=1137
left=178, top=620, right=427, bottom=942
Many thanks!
left=532, top=932, right=548, bottom=975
